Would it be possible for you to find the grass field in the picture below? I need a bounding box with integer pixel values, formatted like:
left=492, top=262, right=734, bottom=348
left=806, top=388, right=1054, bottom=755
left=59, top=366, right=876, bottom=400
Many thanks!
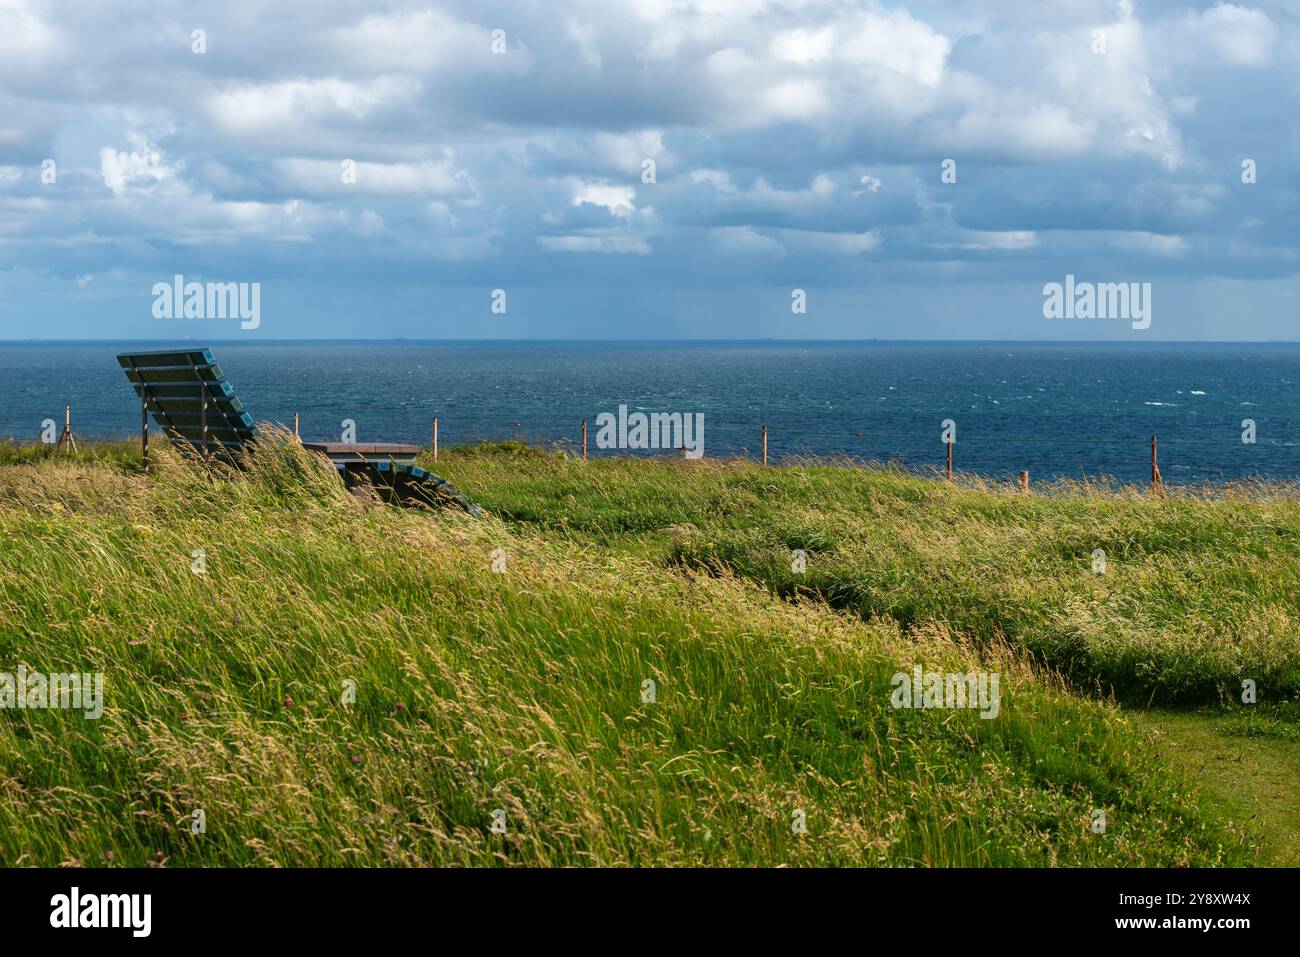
left=0, top=434, right=1295, bottom=866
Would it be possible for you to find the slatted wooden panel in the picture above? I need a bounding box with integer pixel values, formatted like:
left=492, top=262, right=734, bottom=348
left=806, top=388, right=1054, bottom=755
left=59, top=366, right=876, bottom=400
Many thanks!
left=153, top=410, right=255, bottom=430
left=130, top=393, right=247, bottom=415
left=115, top=349, right=215, bottom=369
left=118, top=349, right=256, bottom=448
left=127, top=380, right=236, bottom=400
left=123, top=365, right=226, bottom=385
left=160, top=425, right=252, bottom=442
left=301, top=442, right=419, bottom=463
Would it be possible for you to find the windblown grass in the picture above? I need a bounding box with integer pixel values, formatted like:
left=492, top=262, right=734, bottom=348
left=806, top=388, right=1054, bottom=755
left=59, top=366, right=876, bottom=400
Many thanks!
left=0, top=437, right=139, bottom=470
left=0, top=436, right=1251, bottom=865
left=433, top=446, right=1300, bottom=706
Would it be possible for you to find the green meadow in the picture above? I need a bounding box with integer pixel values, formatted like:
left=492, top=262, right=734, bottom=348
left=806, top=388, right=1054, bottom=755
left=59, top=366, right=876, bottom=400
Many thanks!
left=0, top=434, right=1296, bottom=866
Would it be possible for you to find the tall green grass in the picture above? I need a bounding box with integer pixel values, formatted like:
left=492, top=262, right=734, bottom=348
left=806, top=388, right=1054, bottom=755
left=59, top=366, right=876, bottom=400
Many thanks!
left=0, top=437, right=139, bottom=470
left=433, top=446, right=1300, bottom=705
left=0, top=438, right=1258, bottom=865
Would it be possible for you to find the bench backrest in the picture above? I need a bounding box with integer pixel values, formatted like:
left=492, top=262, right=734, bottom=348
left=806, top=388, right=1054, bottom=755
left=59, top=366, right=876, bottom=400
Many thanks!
left=117, top=349, right=257, bottom=452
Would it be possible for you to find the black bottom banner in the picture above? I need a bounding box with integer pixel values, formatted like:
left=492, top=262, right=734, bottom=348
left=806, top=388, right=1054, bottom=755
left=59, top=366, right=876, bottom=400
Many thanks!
left=0, top=866, right=1277, bottom=944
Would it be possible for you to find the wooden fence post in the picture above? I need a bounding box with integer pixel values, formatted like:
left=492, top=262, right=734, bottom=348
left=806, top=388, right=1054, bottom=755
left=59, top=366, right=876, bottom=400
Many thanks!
left=293, top=411, right=299, bottom=440
left=56, top=403, right=78, bottom=452
left=141, top=395, right=149, bottom=473
left=762, top=425, right=768, bottom=466
left=433, top=417, right=439, bottom=462
left=946, top=439, right=953, bottom=480
left=1019, top=470, right=1029, bottom=493
left=581, top=420, right=588, bottom=461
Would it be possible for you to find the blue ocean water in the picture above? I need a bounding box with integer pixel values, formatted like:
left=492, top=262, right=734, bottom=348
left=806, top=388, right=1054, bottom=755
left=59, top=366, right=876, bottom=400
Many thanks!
left=1, top=340, right=1297, bottom=486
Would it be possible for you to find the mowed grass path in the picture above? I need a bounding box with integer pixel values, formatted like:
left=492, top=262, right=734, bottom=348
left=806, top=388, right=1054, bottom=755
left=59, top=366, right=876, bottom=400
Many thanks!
left=1137, top=709, right=1300, bottom=867
left=0, top=438, right=1274, bottom=866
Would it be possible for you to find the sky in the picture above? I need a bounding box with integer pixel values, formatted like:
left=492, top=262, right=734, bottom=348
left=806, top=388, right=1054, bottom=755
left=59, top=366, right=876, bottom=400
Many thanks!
left=1, top=0, right=1298, bottom=341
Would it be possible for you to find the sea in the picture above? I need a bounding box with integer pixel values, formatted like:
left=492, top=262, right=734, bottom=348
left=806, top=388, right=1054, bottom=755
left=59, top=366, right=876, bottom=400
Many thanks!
left=1, top=340, right=1297, bottom=486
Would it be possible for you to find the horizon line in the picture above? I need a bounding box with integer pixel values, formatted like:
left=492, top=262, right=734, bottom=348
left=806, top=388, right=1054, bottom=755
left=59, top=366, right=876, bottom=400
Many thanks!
left=2, top=337, right=1298, bottom=346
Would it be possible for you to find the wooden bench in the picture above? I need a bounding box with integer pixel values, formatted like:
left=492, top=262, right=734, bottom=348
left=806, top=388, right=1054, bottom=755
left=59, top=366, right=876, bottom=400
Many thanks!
left=116, top=349, right=479, bottom=515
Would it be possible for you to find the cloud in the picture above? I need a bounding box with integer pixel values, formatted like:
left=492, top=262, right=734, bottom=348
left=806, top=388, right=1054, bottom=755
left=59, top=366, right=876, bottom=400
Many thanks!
left=710, top=225, right=786, bottom=257
left=1182, top=4, right=1276, bottom=67
left=690, top=169, right=738, bottom=193
left=274, top=156, right=474, bottom=198
left=0, top=0, right=62, bottom=74
left=1111, top=231, right=1191, bottom=257
left=569, top=181, right=639, bottom=218
left=839, top=8, right=951, bottom=87
left=938, top=230, right=1039, bottom=251
left=692, top=173, right=838, bottom=219
left=99, top=135, right=178, bottom=197
left=353, top=210, right=384, bottom=237
left=539, top=234, right=652, bottom=254
left=205, top=77, right=421, bottom=144
left=770, top=27, right=834, bottom=65
left=784, top=228, right=882, bottom=255
left=591, top=130, right=669, bottom=174
left=568, top=19, right=603, bottom=72
left=324, top=7, right=530, bottom=76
